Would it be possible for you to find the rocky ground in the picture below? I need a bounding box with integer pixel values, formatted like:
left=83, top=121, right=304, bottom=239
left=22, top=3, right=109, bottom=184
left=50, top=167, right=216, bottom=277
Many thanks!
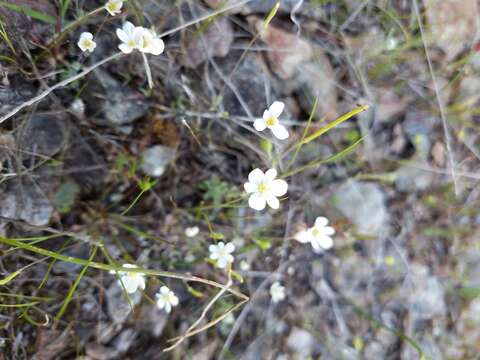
left=1, top=0, right=480, bottom=359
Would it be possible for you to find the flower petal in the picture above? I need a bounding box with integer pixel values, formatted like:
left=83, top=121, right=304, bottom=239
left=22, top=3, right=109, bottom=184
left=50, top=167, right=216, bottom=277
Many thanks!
left=317, top=235, right=333, bottom=249
left=270, top=179, right=288, bottom=197
left=225, top=242, right=235, bottom=253
left=248, top=168, right=264, bottom=184
left=294, top=230, right=311, bottom=243
left=270, top=124, right=289, bottom=140
left=123, top=21, right=135, bottom=35
left=116, top=29, right=129, bottom=43
left=268, top=101, right=285, bottom=118
left=324, top=226, right=336, bottom=236
left=314, top=217, right=329, bottom=228
left=266, top=195, right=280, bottom=209
left=244, top=182, right=257, bottom=193
left=170, top=294, right=179, bottom=306
left=254, top=118, right=267, bottom=131
left=262, top=109, right=271, bottom=121
left=217, top=258, right=227, bottom=269
left=248, top=193, right=266, bottom=211
left=264, top=168, right=277, bottom=181
left=149, top=38, right=165, bottom=55
left=119, top=43, right=133, bottom=54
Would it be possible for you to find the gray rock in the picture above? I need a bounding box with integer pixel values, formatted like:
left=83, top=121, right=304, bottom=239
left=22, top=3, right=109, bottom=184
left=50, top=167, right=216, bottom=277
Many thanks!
left=408, top=264, right=446, bottom=320
left=182, top=17, right=234, bottom=68
left=332, top=180, right=390, bottom=236
left=403, top=112, right=436, bottom=159
left=215, top=53, right=269, bottom=117
left=106, top=281, right=142, bottom=325
left=18, top=113, right=68, bottom=158
left=364, top=341, right=386, bottom=359
left=0, top=77, right=35, bottom=116
left=286, top=327, right=316, bottom=358
left=86, top=70, right=149, bottom=127
left=395, top=165, right=435, bottom=192
left=140, top=145, right=176, bottom=178
left=0, top=178, right=53, bottom=226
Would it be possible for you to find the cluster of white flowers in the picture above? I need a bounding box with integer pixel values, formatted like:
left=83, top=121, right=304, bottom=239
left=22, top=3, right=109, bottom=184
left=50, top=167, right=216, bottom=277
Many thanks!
left=112, top=264, right=179, bottom=313
left=294, top=216, right=335, bottom=253
left=77, top=2, right=164, bottom=57
left=116, top=21, right=164, bottom=55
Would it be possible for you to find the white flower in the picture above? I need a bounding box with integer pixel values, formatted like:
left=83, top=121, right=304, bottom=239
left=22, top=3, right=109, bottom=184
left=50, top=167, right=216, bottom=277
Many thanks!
left=294, top=216, right=335, bottom=252
left=116, top=21, right=143, bottom=54
left=254, top=101, right=289, bottom=140
left=155, top=286, right=179, bottom=313
left=112, top=264, right=146, bottom=294
left=137, top=28, right=165, bottom=55
left=77, top=32, right=96, bottom=53
left=185, top=226, right=199, bottom=237
left=270, top=281, right=286, bottom=303
left=116, top=23, right=165, bottom=55
left=239, top=260, right=250, bottom=271
left=104, top=0, right=123, bottom=16
left=209, top=242, right=235, bottom=269
left=244, top=168, right=288, bottom=211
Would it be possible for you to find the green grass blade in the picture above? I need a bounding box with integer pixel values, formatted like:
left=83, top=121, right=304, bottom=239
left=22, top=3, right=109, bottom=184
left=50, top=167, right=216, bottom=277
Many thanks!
left=55, top=246, right=98, bottom=321
left=300, top=105, right=369, bottom=145
left=0, top=1, right=56, bottom=25
left=282, top=136, right=364, bottom=178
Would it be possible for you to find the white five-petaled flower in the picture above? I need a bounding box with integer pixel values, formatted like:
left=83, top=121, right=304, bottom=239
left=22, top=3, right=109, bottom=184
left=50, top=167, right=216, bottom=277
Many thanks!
left=244, top=168, right=288, bottom=211
left=116, top=22, right=165, bottom=55
left=270, top=281, right=286, bottom=303
left=185, top=226, right=200, bottom=237
left=209, top=242, right=235, bottom=269
left=155, top=286, right=179, bottom=313
left=117, top=21, right=143, bottom=54
left=111, top=264, right=146, bottom=294
left=254, top=101, right=289, bottom=140
left=77, top=32, right=96, bottom=53
left=294, top=216, right=335, bottom=252
left=104, top=0, right=123, bottom=16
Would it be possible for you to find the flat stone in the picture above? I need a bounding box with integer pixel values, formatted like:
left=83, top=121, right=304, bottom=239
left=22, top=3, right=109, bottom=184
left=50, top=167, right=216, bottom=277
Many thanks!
left=85, top=70, right=149, bottom=127
left=18, top=113, right=68, bottom=158
left=0, top=178, right=53, bottom=226
left=332, top=180, right=390, bottom=236
left=140, top=145, right=176, bottom=178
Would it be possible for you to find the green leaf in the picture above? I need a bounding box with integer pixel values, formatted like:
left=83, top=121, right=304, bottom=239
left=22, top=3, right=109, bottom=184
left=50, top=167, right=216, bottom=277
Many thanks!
left=54, top=180, right=80, bottom=214
left=210, top=232, right=224, bottom=240
left=253, top=238, right=272, bottom=251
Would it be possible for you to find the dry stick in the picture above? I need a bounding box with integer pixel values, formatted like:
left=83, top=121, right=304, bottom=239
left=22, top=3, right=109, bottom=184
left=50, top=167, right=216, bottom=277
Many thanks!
left=0, top=0, right=253, bottom=125
left=163, top=277, right=233, bottom=352
left=412, top=0, right=459, bottom=196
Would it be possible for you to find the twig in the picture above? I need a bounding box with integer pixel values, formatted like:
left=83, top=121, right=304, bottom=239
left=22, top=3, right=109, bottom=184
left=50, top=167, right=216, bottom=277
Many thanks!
left=0, top=52, right=124, bottom=124
left=412, top=0, right=459, bottom=196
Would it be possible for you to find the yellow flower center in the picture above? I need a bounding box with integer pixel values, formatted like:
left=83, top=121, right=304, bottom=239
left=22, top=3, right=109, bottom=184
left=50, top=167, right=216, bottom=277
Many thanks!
left=257, top=182, right=268, bottom=194
left=127, top=39, right=136, bottom=47
left=82, top=39, right=92, bottom=48
left=266, top=116, right=278, bottom=127
left=312, top=228, right=320, bottom=237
